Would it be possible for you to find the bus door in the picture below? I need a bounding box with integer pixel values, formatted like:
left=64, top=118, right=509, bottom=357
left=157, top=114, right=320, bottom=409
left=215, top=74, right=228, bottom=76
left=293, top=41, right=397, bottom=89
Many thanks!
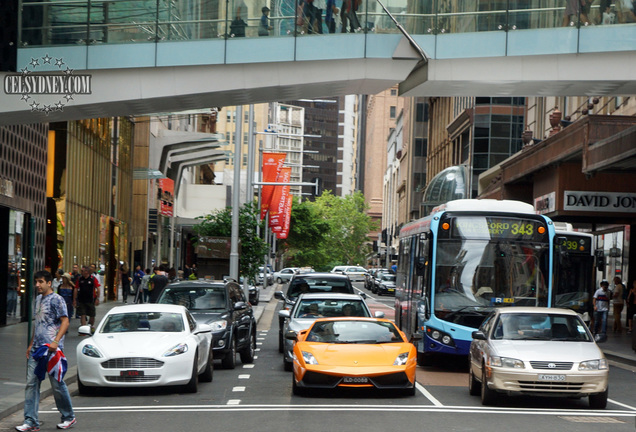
left=410, top=232, right=431, bottom=339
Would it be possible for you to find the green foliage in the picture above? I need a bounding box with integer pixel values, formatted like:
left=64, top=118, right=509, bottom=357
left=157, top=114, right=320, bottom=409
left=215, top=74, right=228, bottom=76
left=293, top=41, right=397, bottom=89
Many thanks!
left=194, top=202, right=268, bottom=282
left=281, top=191, right=377, bottom=268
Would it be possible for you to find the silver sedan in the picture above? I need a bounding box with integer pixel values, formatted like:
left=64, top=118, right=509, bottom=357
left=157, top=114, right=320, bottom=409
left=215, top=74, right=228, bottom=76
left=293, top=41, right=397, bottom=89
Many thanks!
left=468, top=307, right=608, bottom=408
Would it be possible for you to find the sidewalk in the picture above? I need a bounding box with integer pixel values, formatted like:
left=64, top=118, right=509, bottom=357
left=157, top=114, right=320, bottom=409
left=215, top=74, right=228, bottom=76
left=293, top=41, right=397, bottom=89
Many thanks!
left=0, top=283, right=276, bottom=420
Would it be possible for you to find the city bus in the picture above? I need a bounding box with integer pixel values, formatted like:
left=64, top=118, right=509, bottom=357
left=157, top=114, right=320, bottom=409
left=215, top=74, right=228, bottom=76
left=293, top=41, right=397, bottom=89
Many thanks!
left=395, top=199, right=556, bottom=365
left=552, top=224, right=595, bottom=323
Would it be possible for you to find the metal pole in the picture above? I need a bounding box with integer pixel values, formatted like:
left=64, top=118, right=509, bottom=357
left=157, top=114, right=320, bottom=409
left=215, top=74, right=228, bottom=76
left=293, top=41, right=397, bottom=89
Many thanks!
left=230, top=105, right=243, bottom=281
left=247, top=104, right=255, bottom=205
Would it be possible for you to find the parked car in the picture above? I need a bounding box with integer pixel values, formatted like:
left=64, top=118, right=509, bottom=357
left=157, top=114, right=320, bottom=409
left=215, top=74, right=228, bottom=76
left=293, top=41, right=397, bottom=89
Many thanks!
left=330, top=265, right=368, bottom=282
left=274, top=272, right=360, bottom=353
left=274, top=267, right=299, bottom=284
left=468, top=307, right=608, bottom=408
left=157, top=279, right=257, bottom=369
left=374, top=272, right=396, bottom=296
left=288, top=317, right=419, bottom=396
left=279, top=293, right=384, bottom=371
left=76, top=304, right=213, bottom=394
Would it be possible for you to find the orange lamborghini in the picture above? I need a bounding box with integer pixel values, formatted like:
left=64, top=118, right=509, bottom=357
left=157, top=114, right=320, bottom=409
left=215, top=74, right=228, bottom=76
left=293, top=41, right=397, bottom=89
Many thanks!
left=288, top=317, right=418, bottom=396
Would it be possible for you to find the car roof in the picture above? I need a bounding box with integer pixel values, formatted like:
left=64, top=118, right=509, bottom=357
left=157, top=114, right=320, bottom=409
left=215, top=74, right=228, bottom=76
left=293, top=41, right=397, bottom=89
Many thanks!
left=107, top=304, right=188, bottom=315
left=309, top=316, right=393, bottom=324
left=497, top=307, right=578, bottom=316
left=167, top=280, right=225, bottom=287
left=294, top=272, right=349, bottom=280
left=295, top=293, right=364, bottom=301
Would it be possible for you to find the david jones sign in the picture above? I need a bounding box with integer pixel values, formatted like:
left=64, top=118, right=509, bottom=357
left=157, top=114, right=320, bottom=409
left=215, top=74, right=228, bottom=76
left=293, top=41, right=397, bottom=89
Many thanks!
left=564, top=191, right=636, bottom=212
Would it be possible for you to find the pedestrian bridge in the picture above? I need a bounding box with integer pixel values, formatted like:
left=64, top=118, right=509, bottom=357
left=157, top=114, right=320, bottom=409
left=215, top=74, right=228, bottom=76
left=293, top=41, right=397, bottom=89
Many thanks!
left=2, top=0, right=635, bottom=125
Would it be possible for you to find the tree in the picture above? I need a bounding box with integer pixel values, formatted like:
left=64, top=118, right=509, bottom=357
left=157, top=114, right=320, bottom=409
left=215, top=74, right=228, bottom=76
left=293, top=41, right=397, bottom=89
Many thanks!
left=280, top=191, right=376, bottom=269
left=194, top=202, right=268, bottom=282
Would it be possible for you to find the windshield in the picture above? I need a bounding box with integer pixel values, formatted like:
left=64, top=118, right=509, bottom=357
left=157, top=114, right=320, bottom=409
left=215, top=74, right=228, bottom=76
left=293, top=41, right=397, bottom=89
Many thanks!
left=306, top=320, right=404, bottom=344
left=492, top=313, right=592, bottom=341
left=287, top=277, right=353, bottom=301
left=380, top=274, right=396, bottom=282
left=434, top=215, right=550, bottom=327
left=293, top=299, right=370, bottom=318
left=158, top=286, right=226, bottom=310
left=101, top=312, right=184, bottom=333
left=553, top=234, right=594, bottom=313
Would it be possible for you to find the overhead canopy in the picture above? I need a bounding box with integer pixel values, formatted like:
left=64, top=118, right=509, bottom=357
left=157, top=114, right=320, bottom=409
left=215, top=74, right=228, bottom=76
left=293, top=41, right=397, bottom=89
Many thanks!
left=421, top=165, right=469, bottom=216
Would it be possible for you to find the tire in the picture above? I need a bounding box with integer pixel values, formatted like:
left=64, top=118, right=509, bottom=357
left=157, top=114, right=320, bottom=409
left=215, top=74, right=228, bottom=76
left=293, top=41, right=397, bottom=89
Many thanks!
left=589, top=387, right=608, bottom=409
left=480, top=367, right=496, bottom=405
left=283, top=356, right=293, bottom=372
left=200, top=347, right=214, bottom=382
left=417, top=351, right=433, bottom=367
left=277, top=277, right=283, bottom=284
left=221, top=337, right=237, bottom=369
left=278, top=330, right=284, bottom=353
left=77, top=374, right=95, bottom=396
left=468, top=366, right=481, bottom=396
left=184, top=354, right=199, bottom=393
left=292, top=376, right=305, bottom=396
left=240, top=330, right=256, bottom=364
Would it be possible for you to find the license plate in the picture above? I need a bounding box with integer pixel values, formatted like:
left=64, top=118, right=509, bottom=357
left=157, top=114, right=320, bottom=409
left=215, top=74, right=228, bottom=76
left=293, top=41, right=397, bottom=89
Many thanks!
left=121, top=370, right=144, bottom=377
left=342, top=376, right=368, bottom=384
left=388, top=288, right=395, bottom=292
left=538, top=374, right=565, bottom=381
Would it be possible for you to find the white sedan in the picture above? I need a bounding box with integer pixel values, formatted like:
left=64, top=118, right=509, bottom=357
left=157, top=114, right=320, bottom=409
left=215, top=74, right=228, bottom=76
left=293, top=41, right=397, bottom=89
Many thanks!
left=274, top=267, right=299, bottom=284
left=76, top=304, right=213, bottom=394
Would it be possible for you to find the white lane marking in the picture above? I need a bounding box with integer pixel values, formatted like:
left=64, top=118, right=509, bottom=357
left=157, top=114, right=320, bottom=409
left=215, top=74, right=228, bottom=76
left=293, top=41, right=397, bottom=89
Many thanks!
left=3, top=381, right=25, bottom=387
left=232, top=386, right=246, bottom=392
left=44, top=404, right=636, bottom=417
left=227, top=400, right=241, bottom=405
left=243, top=364, right=255, bottom=368
left=608, top=398, right=636, bottom=411
left=254, top=356, right=258, bottom=360
left=255, top=348, right=261, bottom=352
left=238, top=374, right=250, bottom=379
left=257, top=338, right=266, bottom=341
left=416, top=382, right=443, bottom=407
left=256, top=342, right=263, bottom=346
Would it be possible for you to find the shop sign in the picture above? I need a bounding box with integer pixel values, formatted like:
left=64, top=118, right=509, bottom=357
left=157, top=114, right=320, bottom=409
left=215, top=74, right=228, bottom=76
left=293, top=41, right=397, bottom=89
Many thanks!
left=534, top=191, right=555, bottom=215
left=563, top=191, right=636, bottom=212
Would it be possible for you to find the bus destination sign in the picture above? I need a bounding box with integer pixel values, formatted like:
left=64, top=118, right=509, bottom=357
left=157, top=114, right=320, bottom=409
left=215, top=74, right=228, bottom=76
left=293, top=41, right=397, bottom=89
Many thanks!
left=451, top=217, right=546, bottom=241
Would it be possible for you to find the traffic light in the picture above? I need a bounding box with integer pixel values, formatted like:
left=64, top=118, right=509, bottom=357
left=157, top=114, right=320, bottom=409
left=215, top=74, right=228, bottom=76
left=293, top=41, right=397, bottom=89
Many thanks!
left=595, top=250, right=605, bottom=271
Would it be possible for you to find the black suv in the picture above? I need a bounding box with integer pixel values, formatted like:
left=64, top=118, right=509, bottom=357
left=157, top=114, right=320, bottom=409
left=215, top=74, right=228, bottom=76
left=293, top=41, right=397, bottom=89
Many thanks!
left=274, top=272, right=361, bottom=352
left=157, top=280, right=256, bottom=369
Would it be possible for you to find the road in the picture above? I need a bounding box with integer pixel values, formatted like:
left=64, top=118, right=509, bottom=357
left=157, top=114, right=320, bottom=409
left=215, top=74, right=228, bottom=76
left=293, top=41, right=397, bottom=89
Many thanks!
left=2, top=282, right=635, bottom=432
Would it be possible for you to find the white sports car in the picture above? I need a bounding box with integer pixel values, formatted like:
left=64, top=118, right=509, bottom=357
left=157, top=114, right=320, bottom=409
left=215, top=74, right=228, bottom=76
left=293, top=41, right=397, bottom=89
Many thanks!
left=76, top=304, right=213, bottom=394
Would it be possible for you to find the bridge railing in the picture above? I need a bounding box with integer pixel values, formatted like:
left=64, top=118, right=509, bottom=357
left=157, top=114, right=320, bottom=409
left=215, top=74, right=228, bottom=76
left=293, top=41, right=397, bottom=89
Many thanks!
left=19, top=0, right=635, bottom=47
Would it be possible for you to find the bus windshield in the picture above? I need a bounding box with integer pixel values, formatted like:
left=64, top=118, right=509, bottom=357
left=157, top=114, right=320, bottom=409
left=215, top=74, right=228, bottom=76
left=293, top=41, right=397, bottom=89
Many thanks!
left=434, top=215, right=550, bottom=326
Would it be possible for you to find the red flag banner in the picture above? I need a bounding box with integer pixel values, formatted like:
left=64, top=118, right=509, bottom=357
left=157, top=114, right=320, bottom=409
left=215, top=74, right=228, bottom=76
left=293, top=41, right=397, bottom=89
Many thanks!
left=268, top=167, right=291, bottom=229
left=158, top=178, right=174, bottom=217
left=260, top=152, right=286, bottom=219
left=276, top=194, right=293, bottom=239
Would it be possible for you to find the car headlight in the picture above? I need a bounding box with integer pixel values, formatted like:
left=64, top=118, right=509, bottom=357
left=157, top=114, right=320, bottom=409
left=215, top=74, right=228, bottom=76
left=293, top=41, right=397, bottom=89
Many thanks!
left=579, top=359, right=608, bottom=370
left=163, top=343, right=188, bottom=357
left=209, top=320, right=227, bottom=332
left=489, top=356, right=524, bottom=368
left=301, top=351, right=319, bottom=365
left=81, top=344, right=103, bottom=358
left=393, top=352, right=410, bottom=366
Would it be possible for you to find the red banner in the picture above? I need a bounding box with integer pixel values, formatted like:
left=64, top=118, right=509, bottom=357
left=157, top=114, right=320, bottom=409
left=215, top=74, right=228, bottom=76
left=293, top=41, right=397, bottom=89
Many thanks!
left=158, top=178, right=174, bottom=217
left=276, top=194, right=293, bottom=239
left=260, top=153, right=286, bottom=219
left=268, top=167, right=291, bottom=229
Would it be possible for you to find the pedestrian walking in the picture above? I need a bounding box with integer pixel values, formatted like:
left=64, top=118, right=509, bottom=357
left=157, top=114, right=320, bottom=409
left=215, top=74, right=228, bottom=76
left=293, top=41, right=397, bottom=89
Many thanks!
left=149, top=265, right=169, bottom=303
left=7, top=262, right=19, bottom=317
left=16, top=270, right=76, bottom=431
left=57, top=273, right=76, bottom=322
left=119, top=263, right=131, bottom=304
left=74, top=265, right=100, bottom=330
left=612, top=276, right=624, bottom=333
left=593, top=280, right=611, bottom=338
left=627, top=280, right=636, bottom=334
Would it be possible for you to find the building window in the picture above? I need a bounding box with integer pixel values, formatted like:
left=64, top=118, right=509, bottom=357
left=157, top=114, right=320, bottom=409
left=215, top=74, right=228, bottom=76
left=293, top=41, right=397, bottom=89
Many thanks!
left=390, top=89, right=397, bottom=96
left=414, top=138, right=427, bottom=157
left=390, top=106, right=396, bottom=119
left=416, top=103, right=428, bottom=122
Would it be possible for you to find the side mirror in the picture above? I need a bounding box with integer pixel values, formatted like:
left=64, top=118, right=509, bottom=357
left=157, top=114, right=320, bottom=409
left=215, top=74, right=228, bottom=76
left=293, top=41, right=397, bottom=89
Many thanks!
left=472, top=330, right=487, bottom=341
left=411, top=333, right=423, bottom=341
left=284, top=330, right=298, bottom=341
left=278, top=310, right=291, bottom=319
left=374, top=310, right=385, bottom=318
left=234, top=301, right=248, bottom=310
left=274, top=291, right=285, bottom=300
left=195, top=323, right=212, bottom=334
left=78, top=325, right=93, bottom=336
